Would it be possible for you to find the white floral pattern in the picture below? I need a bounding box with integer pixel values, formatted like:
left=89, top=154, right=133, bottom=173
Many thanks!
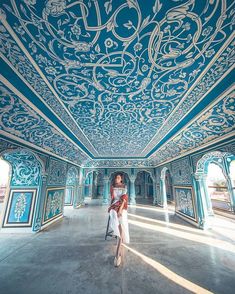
left=0, top=0, right=234, bottom=166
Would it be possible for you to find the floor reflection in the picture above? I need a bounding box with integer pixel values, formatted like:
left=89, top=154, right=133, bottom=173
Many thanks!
left=123, top=244, right=213, bottom=294
left=128, top=218, right=235, bottom=253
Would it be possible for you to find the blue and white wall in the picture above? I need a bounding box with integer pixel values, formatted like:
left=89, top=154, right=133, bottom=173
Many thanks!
left=0, top=138, right=81, bottom=232
left=155, top=138, right=235, bottom=228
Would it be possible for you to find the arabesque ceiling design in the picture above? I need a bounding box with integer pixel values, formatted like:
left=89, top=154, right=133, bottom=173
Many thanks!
left=0, top=0, right=234, bottom=167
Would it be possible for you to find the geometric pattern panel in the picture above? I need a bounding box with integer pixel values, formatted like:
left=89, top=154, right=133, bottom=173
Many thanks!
left=0, top=0, right=234, bottom=159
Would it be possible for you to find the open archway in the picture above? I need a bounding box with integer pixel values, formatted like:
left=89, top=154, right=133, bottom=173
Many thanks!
left=65, top=166, right=79, bottom=207
left=0, top=159, right=11, bottom=223
left=195, top=151, right=235, bottom=228
left=206, top=163, right=231, bottom=212
left=135, top=171, right=154, bottom=205
left=83, top=170, right=104, bottom=200
left=160, top=167, right=174, bottom=209
left=84, top=171, right=93, bottom=199
left=165, top=170, right=174, bottom=203
left=0, top=148, right=45, bottom=232
left=92, top=171, right=103, bottom=199
left=230, top=160, right=235, bottom=194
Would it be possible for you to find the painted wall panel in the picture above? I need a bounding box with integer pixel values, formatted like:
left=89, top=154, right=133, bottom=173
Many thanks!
left=43, top=187, right=65, bottom=225
left=175, top=186, right=196, bottom=221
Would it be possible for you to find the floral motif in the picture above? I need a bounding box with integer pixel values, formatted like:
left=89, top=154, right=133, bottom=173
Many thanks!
left=44, top=0, right=66, bottom=16
left=205, top=49, right=215, bottom=58
left=134, top=42, right=142, bottom=51
left=202, top=26, right=213, bottom=36
left=75, top=42, right=90, bottom=52
left=175, top=188, right=195, bottom=219
left=3, top=150, right=42, bottom=186
left=71, top=24, right=81, bottom=37
left=0, top=0, right=234, bottom=166
left=24, top=0, right=36, bottom=6
left=44, top=189, right=64, bottom=222
left=0, top=84, right=88, bottom=166
left=45, top=66, right=58, bottom=75
left=104, top=38, right=114, bottom=48
left=14, top=193, right=27, bottom=222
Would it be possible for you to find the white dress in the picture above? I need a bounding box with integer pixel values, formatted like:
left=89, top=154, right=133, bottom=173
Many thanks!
left=109, top=186, right=130, bottom=244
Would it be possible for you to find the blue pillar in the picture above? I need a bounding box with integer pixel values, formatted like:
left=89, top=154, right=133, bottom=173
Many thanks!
left=102, top=176, right=109, bottom=205
left=224, top=158, right=235, bottom=212
left=153, top=179, right=157, bottom=205
left=200, top=175, right=214, bottom=216
left=33, top=174, right=48, bottom=232
left=82, top=181, right=86, bottom=203
left=160, top=177, right=167, bottom=208
left=129, top=175, right=136, bottom=205
left=225, top=174, right=235, bottom=212
left=193, top=174, right=211, bottom=229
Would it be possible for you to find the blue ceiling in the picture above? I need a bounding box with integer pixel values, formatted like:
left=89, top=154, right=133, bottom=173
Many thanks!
left=0, top=0, right=234, bottom=167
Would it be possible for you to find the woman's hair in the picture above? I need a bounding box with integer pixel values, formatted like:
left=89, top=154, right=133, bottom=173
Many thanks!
left=115, top=173, right=123, bottom=182
left=113, top=173, right=124, bottom=186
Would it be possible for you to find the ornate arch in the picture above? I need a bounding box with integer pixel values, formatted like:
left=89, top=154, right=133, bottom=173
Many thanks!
left=0, top=148, right=46, bottom=186
left=135, top=169, right=155, bottom=181
left=195, top=151, right=232, bottom=177
left=109, top=170, right=130, bottom=182
left=160, top=166, right=169, bottom=180
left=0, top=147, right=46, bottom=177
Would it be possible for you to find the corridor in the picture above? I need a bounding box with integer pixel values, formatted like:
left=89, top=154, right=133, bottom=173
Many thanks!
left=0, top=200, right=235, bottom=294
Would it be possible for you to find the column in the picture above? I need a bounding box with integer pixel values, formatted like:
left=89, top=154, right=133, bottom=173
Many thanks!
left=81, top=180, right=86, bottom=204
left=102, top=176, right=109, bottom=205
left=152, top=179, right=157, bottom=205
left=77, top=169, right=85, bottom=206
left=224, top=158, right=235, bottom=213
left=193, top=174, right=211, bottom=229
left=225, top=175, right=235, bottom=212
left=33, top=174, right=48, bottom=232
left=129, top=175, right=136, bottom=205
left=88, top=172, right=93, bottom=198
left=160, top=177, right=167, bottom=209
left=73, top=175, right=79, bottom=208
left=201, top=175, right=214, bottom=215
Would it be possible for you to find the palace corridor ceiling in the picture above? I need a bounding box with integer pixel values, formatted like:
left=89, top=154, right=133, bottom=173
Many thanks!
left=0, top=0, right=234, bottom=167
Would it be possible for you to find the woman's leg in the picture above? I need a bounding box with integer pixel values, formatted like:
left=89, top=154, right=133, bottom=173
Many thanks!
left=115, top=224, right=123, bottom=258
left=114, top=224, right=123, bottom=266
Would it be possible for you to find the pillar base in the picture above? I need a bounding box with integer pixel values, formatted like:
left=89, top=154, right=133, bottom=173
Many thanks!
left=130, top=199, right=136, bottom=205
left=198, top=217, right=213, bottom=230
left=102, top=199, right=109, bottom=205
left=153, top=199, right=157, bottom=205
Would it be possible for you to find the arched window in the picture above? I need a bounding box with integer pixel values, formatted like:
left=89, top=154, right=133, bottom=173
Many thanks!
left=229, top=160, right=235, bottom=188
left=0, top=159, right=11, bottom=216
left=206, top=163, right=230, bottom=212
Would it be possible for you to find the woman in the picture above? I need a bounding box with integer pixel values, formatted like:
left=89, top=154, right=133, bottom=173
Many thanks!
left=108, top=174, right=130, bottom=267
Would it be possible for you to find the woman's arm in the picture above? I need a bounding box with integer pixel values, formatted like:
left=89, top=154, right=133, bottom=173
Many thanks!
left=110, top=185, right=114, bottom=204
left=117, top=198, right=126, bottom=217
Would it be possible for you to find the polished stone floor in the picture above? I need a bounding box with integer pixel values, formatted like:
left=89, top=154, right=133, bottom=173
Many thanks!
left=0, top=199, right=235, bottom=294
